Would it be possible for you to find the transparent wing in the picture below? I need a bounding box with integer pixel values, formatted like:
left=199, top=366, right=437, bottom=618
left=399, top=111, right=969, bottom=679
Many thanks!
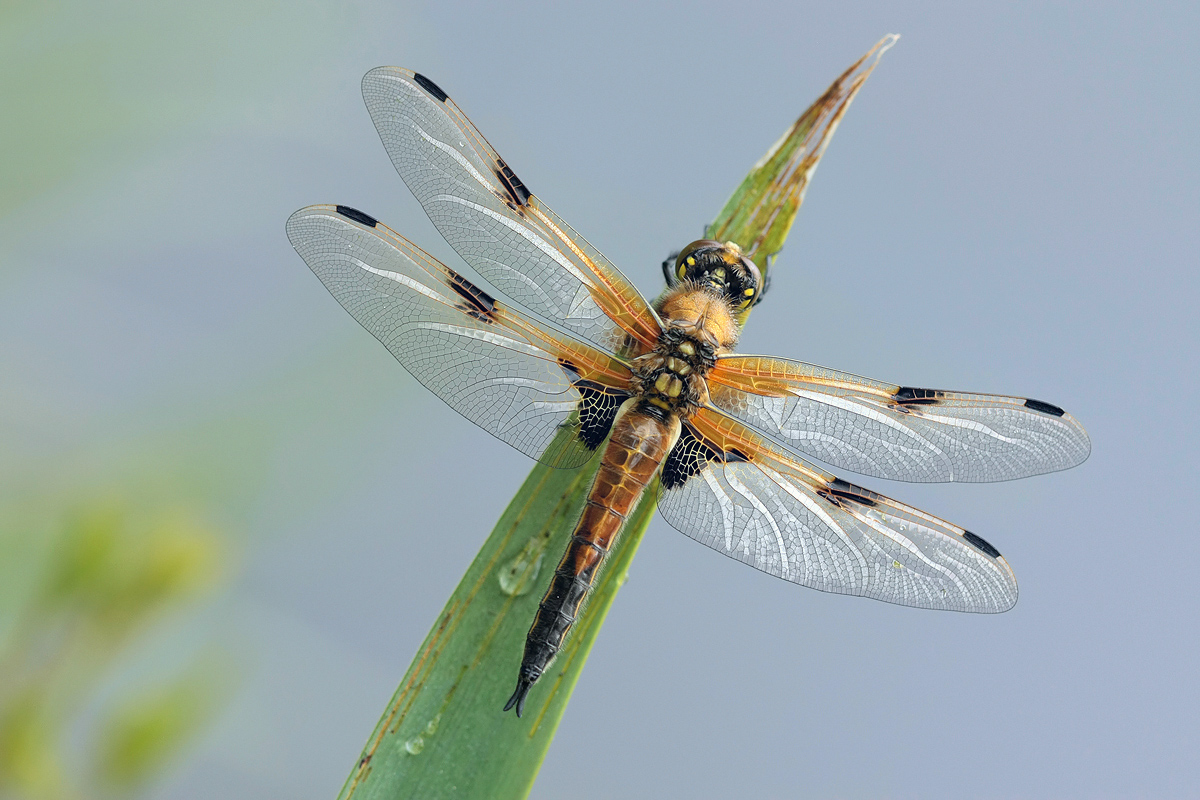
left=361, top=67, right=661, bottom=355
left=286, top=205, right=634, bottom=469
left=708, top=355, right=1091, bottom=483
left=657, top=408, right=1018, bottom=612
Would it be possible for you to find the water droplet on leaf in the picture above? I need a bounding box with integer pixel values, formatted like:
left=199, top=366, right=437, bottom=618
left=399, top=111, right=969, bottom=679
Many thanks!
left=499, top=529, right=552, bottom=596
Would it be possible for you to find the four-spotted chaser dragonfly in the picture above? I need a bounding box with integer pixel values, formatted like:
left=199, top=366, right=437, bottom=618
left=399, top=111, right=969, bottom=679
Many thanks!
left=287, top=68, right=1091, bottom=717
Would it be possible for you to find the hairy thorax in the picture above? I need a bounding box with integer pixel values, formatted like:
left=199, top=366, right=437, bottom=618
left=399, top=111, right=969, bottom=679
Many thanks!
left=631, top=285, right=741, bottom=418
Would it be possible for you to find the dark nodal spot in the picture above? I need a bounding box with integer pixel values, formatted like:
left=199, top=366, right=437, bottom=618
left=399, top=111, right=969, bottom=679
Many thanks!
left=335, top=205, right=377, bottom=228
left=412, top=72, right=449, bottom=103
left=446, top=268, right=497, bottom=321
left=1024, top=398, right=1065, bottom=417
left=828, top=478, right=879, bottom=507
left=963, top=531, right=1002, bottom=559
left=494, top=158, right=531, bottom=206
left=895, top=386, right=942, bottom=406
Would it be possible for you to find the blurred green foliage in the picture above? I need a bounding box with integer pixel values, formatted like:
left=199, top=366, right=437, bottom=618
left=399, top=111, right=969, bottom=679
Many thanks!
left=0, top=0, right=357, bottom=222
left=0, top=502, right=226, bottom=799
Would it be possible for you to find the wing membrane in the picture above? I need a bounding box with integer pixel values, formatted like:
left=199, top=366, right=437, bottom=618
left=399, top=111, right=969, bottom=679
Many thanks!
left=286, top=205, right=633, bottom=469
left=361, top=67, right=661, bottom=354
left=657, top=408, right=1018, bottom=613
left=709, top=355, right=1091, bottom=483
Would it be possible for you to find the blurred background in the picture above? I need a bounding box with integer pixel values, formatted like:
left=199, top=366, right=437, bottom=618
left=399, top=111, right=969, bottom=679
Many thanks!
left=2, top=1, right=1197, bottom=798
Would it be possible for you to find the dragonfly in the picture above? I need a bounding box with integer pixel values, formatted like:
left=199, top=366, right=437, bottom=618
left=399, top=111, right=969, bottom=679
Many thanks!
left=286, top=68, right=1091, bottom=717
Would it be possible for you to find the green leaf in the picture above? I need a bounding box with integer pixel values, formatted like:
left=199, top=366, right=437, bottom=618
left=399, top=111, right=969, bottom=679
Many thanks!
left=336, top=459, right=652, bottom=799
left=708, top=34, right=899, bottom=274
left=336, top=36, right=898, bottom=800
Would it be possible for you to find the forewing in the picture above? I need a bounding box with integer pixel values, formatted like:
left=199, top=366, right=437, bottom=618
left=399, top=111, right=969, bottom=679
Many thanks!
left=709, top=355, right=1091, bottom=483
left=657, top=408, right=1018, bottom=613
left=360, top=67, right=661, bottom=354
left=286, top=205, right=633, bottom=469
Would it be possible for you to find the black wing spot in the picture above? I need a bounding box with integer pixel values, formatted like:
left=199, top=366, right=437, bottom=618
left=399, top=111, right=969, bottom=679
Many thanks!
left=412, top=72, right=449, bottom=103
left=662, top=424, right=716, bottom=490
left=494, top=158, right=531, bottom=207
left=445, top=268, right=497, bottom=322
left=335, top=205, right=377, bottom=228
left=574, top=380, right=630, bottom=450
left=558, top=360, right=630, bottom=450
left=1024, top=398, right=1065, bottom=417
left=824, top=478, right=880, bottom=508
left=894, top=386, right=943, bottom=407
left=661, top=423, right=745, bottom=490
left=963, top=530, right=1002, bottom=559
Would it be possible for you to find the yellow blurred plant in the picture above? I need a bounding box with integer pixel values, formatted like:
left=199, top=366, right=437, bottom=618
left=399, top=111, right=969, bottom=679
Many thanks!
left=0, top=502, right=226, bottom=799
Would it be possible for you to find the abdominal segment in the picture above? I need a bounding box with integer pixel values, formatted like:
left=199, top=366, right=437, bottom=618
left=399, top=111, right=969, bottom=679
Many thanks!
left=505, top=405, right=680, bottom=716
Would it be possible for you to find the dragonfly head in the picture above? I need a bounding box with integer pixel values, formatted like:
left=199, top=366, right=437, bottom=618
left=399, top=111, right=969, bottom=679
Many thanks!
left=663, top=240, right=763, bottom=313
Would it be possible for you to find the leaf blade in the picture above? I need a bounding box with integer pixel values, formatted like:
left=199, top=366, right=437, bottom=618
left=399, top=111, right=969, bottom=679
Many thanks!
left=708, top=34, right=899, bottom=271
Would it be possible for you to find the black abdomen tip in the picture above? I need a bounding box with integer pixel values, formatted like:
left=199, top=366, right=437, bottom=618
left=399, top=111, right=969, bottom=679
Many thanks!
left=503, top=677, right=535, bottom=718
left=335, top=205, right=378, bottom=228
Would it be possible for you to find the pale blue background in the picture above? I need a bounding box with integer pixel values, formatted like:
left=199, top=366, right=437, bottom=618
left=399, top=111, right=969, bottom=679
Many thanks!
left=3, top=1, right=1197, bottom=797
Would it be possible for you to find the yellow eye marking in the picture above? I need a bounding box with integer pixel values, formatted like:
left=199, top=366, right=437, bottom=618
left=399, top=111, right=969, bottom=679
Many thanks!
left=677, top=264, right=686, bottom=279
left=686, top=256, right=696, bottom=266
left=744, top=288, right=755, bottom=296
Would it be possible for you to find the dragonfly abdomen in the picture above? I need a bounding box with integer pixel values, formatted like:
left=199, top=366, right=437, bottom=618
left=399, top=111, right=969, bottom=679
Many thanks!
left=505, top=405, right=681, bottom=716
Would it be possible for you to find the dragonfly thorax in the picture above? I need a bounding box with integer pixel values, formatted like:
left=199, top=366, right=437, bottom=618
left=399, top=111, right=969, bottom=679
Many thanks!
left=633, top=290, right=740, bottom=416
